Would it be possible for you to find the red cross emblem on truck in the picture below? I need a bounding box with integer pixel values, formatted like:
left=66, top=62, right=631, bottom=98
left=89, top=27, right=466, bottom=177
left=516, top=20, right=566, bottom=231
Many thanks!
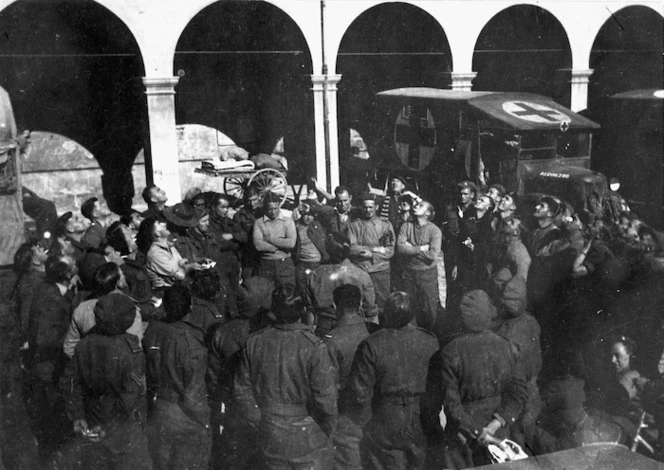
left=394, top=106, right=436, bottom=171
left=502, top=101, right=570, bottom=126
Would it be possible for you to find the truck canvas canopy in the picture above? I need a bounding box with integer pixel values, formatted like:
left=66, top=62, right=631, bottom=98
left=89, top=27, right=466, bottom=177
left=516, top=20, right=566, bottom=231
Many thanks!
left=376, top=88, right=600, bottom=131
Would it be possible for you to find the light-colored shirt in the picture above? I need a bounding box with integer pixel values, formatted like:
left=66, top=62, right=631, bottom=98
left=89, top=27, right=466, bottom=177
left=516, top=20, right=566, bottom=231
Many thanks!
left=397, top=221, right=442, bottom=271
left=347, top=217, right=395, bottom=273
left=146, top=239, right=185, bottom=289
left=253, top=212, right=297, bottom=260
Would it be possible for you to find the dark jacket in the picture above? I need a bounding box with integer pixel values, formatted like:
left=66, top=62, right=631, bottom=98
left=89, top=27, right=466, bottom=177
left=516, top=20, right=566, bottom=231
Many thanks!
left=346, top=324, right=439, bottom=445
left=15, top=269, right=46, bottom=340
left=234, top=322, right=338, bottom=459
left=143, top=318, right=209, bottom=427
left=122, top=254, right=159, bottom=321
left=440, top=330, right=527, bottom=440
left=294, top=218, right=329, bottom=264
left=61, top=301, right=146, bottom=434
left=311, top=204, right=361, bottom=235
left=324, top=310, right=369, bottom=395
left=233, top=207, right=261, bottom=268
left=27, top=281, right=73, bottom=376
left=190, top=296, right=224, bottom=336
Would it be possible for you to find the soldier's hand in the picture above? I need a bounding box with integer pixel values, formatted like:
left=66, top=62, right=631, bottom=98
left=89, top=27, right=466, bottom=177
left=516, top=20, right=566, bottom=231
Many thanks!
left=419, top=244, right=430, bottom=252
left=221, top=233, right=233, bottom=241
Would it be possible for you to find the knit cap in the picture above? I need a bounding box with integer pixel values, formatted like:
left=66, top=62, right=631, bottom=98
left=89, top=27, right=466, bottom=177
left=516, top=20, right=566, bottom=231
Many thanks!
left=460, top=290, right=497, bottom=332
left=501, top=276, right=527, bottom=318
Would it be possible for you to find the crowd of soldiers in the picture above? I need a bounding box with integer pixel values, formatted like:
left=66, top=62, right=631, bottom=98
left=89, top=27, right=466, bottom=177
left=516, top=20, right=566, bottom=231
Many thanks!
left=7, top=172, right=664, bottom=469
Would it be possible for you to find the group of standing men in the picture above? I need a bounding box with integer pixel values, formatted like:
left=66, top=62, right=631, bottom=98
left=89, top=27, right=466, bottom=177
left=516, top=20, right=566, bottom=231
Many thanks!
left=15, top=172, right=540, bottom=470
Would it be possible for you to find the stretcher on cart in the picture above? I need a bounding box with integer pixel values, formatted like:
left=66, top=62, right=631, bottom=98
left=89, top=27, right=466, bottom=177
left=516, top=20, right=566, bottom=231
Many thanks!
left=195, top=159, right=291, bottom=206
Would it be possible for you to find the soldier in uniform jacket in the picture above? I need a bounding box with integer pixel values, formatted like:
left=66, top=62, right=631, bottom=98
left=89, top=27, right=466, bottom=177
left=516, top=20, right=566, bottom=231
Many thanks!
left=324, top=285, right=370, bottom=470
left=234, top=285, right=337, bottom=469
left=60, top=292, right=152, bottom=470
left=143, top=284, right=211, bottom=470
left=438, top=290, right=528, bottom=469
left=346, top=292, right=439, bottom=470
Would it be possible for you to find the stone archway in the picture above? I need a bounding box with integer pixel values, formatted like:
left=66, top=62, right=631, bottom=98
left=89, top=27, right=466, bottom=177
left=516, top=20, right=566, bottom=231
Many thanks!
left=589, top=5, right=663, bottom=110
left=0, top=0, right=146, bottom=212
left=335, top=2, right=451, bottom=164
left=174, top=1, right=314, bottom=182
left=473, top=5, right=572, bottom=106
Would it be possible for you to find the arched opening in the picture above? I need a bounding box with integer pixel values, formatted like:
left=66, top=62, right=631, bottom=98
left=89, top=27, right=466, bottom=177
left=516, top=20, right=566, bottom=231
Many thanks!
left=0, top=0, right=146, bottom=212
left=473, top=5, right=572, bottom=106
left=589, top=6, right=663, bottom=109
left=175, top=0, right=314, bottom=182
left=336, top=2, right=452, bottom=170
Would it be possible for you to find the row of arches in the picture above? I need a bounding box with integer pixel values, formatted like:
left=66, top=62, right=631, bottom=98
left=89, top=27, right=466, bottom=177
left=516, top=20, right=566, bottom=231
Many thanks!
left=0, top=0, right=661, bottom=210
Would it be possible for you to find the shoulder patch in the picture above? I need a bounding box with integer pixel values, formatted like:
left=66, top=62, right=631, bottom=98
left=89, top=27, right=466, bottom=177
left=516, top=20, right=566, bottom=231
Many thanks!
left=301, top=329, right=325, bottom=347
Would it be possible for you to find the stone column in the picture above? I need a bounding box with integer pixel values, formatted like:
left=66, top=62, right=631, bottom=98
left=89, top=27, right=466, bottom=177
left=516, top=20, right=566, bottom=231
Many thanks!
left=569, top=69, right=593, bottom=112
left=311, top=74, right=342, bottom=193
left=450, top=72, right=477, bottom=91
left=311, top=75, right=328, bottom=191
left=326, top=74, right=342, bottom=191
left=142, top=77, right=182, bottom=203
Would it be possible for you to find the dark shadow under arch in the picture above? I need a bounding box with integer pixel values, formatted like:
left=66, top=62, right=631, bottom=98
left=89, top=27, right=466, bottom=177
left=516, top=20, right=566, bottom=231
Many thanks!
left=589, top=5, right=663, bottom=110
left=336, top=2, right=452, bottom=166
left=473, top=5, right=572, bottom=106
left=0, top=0, right=147, bottom=212
left=175, top=0, right=314, bottom=182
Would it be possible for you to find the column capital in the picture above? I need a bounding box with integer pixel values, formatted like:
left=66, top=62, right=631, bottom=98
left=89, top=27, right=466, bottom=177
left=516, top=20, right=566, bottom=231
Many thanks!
left=450, top=72, right=477, bottom=91
left=310, top=74, right=343, bottom=92
left=142, top=77, right=180, bottom=96
left=569, top=69, right=594, bottom=85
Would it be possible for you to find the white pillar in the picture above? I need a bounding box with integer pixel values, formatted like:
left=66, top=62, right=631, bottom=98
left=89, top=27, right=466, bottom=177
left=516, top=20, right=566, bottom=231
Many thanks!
left=327, top=74, right=342, bottom=192
left=569, top=69, right=593, bottom=112
left=311, top=75, right=328, bottom=191
left=450, top=72, right=477, bottom=91
left=142, top=77, right=182, bottom=203
left=310, top=74, right=342, bottom=192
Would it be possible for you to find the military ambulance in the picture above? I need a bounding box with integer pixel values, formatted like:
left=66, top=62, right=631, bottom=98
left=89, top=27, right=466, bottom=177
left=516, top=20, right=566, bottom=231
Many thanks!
left=366, top=88, right=605, bottom=214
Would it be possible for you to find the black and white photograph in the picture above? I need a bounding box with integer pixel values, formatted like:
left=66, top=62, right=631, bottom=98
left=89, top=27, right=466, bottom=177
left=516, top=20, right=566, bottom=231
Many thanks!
left=0, top=0, right=662, bottom=468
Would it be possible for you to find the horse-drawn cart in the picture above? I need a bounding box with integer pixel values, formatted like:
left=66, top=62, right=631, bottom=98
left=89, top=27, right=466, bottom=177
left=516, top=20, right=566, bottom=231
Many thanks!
left=195, top=165, right=292, bottom=206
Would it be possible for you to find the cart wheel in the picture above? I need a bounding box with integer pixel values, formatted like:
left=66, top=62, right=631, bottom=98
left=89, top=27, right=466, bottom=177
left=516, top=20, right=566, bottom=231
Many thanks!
left=223, top=176, right=247, bottom=200
left=248, top=168, right=289, bottom=207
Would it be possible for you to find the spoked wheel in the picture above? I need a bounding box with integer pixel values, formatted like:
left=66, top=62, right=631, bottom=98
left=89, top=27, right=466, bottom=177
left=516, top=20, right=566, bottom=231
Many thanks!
left=247, top=168, right=291, bottom=207
left=223, top=176, right=247, bottom=200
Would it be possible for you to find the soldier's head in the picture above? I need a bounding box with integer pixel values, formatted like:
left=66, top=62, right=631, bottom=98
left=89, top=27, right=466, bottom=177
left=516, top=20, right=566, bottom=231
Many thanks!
left=359, top=193, right=379, bottom=220
left=487, top=184, right=505, bottom=206
left=163, top=284, right=192, bottom=323
left=45, top=254, right=77, bottom=285
left=457, top=181, right=477, bottom=206
left=534, top=196, right=561, bottom=221
left=334, top=186, right=353, bottom=214
left=272, top=284, right=304, bottom=324
left=93, top=262, right=126, bottom=296
left=263, top=192, right=282, bottom=220
left=142, top=184, right=168, bottom=206
left=413, top=200, right=434, bottom=221
left=498, top=193, right=517, bottom=218
left=383, top=291, right=414, bottom=329
left=333, top=284, right=361, bottom=318
left=390, top=175, right=407, bottom=194
left=81, top=197, right=100, bottom=222
left=191, top=269, right=222, bottom=301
